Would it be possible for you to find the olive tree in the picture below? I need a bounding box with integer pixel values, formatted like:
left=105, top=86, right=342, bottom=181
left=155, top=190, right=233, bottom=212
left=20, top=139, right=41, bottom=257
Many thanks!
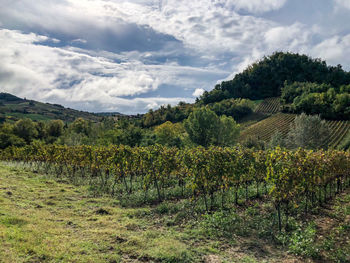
left=286, top=113, right=330, bottom=149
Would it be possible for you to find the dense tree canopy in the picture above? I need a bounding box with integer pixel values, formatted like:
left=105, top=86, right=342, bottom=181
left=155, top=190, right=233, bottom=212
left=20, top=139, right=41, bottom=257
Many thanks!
left=154, top=121, right=186, bottom=147
left=281, top=82, right=350, bottom=120
left=142, top=98, right=254, bottom=128
left=142, top=103, right=193, bottom=128
left=184, top=108, right=220, bottom=147
left=199, top=52, right=350, bottom=104
left=184, top=108, right=240, bottom=147
left=207, top=98, right=255, bottom=121
left=13, top=118, right=38, bottom=143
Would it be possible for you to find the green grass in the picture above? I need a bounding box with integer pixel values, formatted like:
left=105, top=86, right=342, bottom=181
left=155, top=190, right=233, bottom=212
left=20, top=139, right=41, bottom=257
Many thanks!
left=0, top=164, right=205, bottom=262
left=6, top=112, right=53, bottom=121
left=1, top=163, right=350, bottom=262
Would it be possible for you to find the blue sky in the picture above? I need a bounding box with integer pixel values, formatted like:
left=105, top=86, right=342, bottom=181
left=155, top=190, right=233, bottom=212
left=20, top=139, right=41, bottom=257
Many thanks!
left=0, top=0, right=350, bottom=114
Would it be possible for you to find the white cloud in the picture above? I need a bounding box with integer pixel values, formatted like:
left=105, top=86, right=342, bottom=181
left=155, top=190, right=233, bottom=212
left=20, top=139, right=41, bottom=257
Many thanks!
left=121, top=0, right=275, bottom=54
left=226, top=0, right=287, bottom=13
left=0, top=29, right=224, bottom=114
left=1, top=0, right=271, bottom=55
left=72, top=39, right=87, bottom=44
left=334, top=0, right=350, bottom=9
left=311, top=34, right=350, bottom=68
left=264, top=23, right=310, bottom=51
left=0, top=0, right=349, bottom=115
left=192, top=88, right=205, bottom=97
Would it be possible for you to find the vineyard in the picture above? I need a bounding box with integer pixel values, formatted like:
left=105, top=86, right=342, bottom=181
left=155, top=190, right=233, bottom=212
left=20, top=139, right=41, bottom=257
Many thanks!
left=1, top=144, right=349, bottom=232
left=255, top=97, right=281, bottom=114
left=239, top=113, right=350, bottom=148
left=323, top=120, right=350, bottom=148
left=239, top=113, right=296, bottom=142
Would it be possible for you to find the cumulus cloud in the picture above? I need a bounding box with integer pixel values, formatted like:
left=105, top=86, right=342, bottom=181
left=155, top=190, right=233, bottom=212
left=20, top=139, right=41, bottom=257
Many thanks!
left=311, top=34, right=350, bottom=68
left=120, top=0, right=275, bottom=54
left=0, top=0, right=349, bottom=114
left=264, top=23, right=310, bottom=51
left=192, top=88, right=205, bottom=97
left=0, top=0, right=271, bottom=56
left=226, top=0, right=287, bottom=13
left=0, top=29, right=224, bottom=113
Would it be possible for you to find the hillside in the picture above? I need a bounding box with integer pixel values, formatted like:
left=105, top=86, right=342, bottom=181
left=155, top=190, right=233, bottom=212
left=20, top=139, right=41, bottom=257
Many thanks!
left=141, top=53, right=350, bottom=130
left=0, top=93, right=100, bottom=122
left=239, top=112, right=350, bottom=148
left=254, top=97, right=281, bottom=114
left=200, top=52, right=350, bottom=104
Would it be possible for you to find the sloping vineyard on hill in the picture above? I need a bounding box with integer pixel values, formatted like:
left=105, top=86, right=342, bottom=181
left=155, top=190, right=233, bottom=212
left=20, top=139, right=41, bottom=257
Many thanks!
left=324, top=120, right=350, bottom=148
left=239, top=113, right=296, bottom=142
left=239, top=113, right=350, bottom=148
left=254, top=97, right=281, bottom=114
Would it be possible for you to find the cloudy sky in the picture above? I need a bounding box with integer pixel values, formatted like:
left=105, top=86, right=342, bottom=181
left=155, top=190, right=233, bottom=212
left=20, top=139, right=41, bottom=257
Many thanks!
left=1, top=0, right=350, bottom=114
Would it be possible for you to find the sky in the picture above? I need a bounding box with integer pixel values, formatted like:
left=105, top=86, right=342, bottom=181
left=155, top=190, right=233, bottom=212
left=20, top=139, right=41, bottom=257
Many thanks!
left=0, top=0, right=350, bottom=114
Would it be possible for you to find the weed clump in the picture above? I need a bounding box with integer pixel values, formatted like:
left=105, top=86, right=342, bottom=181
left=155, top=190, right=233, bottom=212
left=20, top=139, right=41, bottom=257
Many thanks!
left=95, top=208, right=111, bottom=215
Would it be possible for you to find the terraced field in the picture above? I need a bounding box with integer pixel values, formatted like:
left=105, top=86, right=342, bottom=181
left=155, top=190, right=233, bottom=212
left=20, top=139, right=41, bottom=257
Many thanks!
left=254, top=97, right=281, bottom=114
left=239, top=113, right=350, bottom=148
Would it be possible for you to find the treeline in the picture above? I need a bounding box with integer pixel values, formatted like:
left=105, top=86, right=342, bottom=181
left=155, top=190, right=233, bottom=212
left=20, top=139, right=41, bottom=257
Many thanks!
left=0, top=117, right=150, bottom=149
left=142, top=98, right=254, bottom=128
left=2, top=110, right=347, bottom=151
left=0, top=108, right=241, bottom=149
left=281, top=82, right=350, bottom=120
left=0, top=119, right=65, bottom=148
left=199, top=52, right=350, bottom=104
left=1, top=144, right=349, bottom=231
left=142, top=102, right=193, bottom=127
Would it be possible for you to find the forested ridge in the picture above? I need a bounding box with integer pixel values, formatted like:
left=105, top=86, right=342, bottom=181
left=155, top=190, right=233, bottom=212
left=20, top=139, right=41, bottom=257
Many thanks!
left=199, top=52, right=350, bottom=104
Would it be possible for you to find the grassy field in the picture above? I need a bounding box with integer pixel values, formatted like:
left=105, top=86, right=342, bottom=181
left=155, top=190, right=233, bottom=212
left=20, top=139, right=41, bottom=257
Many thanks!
left=1, top=163, right=349, bottom=262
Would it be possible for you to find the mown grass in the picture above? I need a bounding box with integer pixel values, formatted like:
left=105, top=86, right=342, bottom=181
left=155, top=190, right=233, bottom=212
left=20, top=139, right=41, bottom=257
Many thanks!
left=1, top=163, right=349, bottom=262
left=0, top=164, right=218, bottom=262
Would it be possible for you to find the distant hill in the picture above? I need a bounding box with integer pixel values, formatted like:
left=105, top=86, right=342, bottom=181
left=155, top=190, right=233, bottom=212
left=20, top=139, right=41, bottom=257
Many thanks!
left=0, top=92, right=100, bottom=122
left=95, top=112, right=123, bottom=117
left=199, top=52, right=350, bottom=104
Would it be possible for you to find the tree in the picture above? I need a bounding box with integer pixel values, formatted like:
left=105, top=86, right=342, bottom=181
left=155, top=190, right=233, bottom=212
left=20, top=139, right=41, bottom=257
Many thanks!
left=13, top=118, right=38, bottom=143
left=286, top=113, right=330, bottom=150
left=110, top=121, right=143, bottom=147
left=184, top=107, right=239, bottom=147
left=70, top=118, right=91, bottom=136
left=268, top=131, right=286, bottom=149
left=281, top=82, right=350, bottom=120
left=0, top=132, right=25, bottom=149
left=184, top=108, right=220, bottom=147
left=216, top=115, right=240, bottom=146
left=154, top=121, right=185, bottom=147
left=46, top=120, right=64, bottom=138
left=35, top=121, right=47, bottom=140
